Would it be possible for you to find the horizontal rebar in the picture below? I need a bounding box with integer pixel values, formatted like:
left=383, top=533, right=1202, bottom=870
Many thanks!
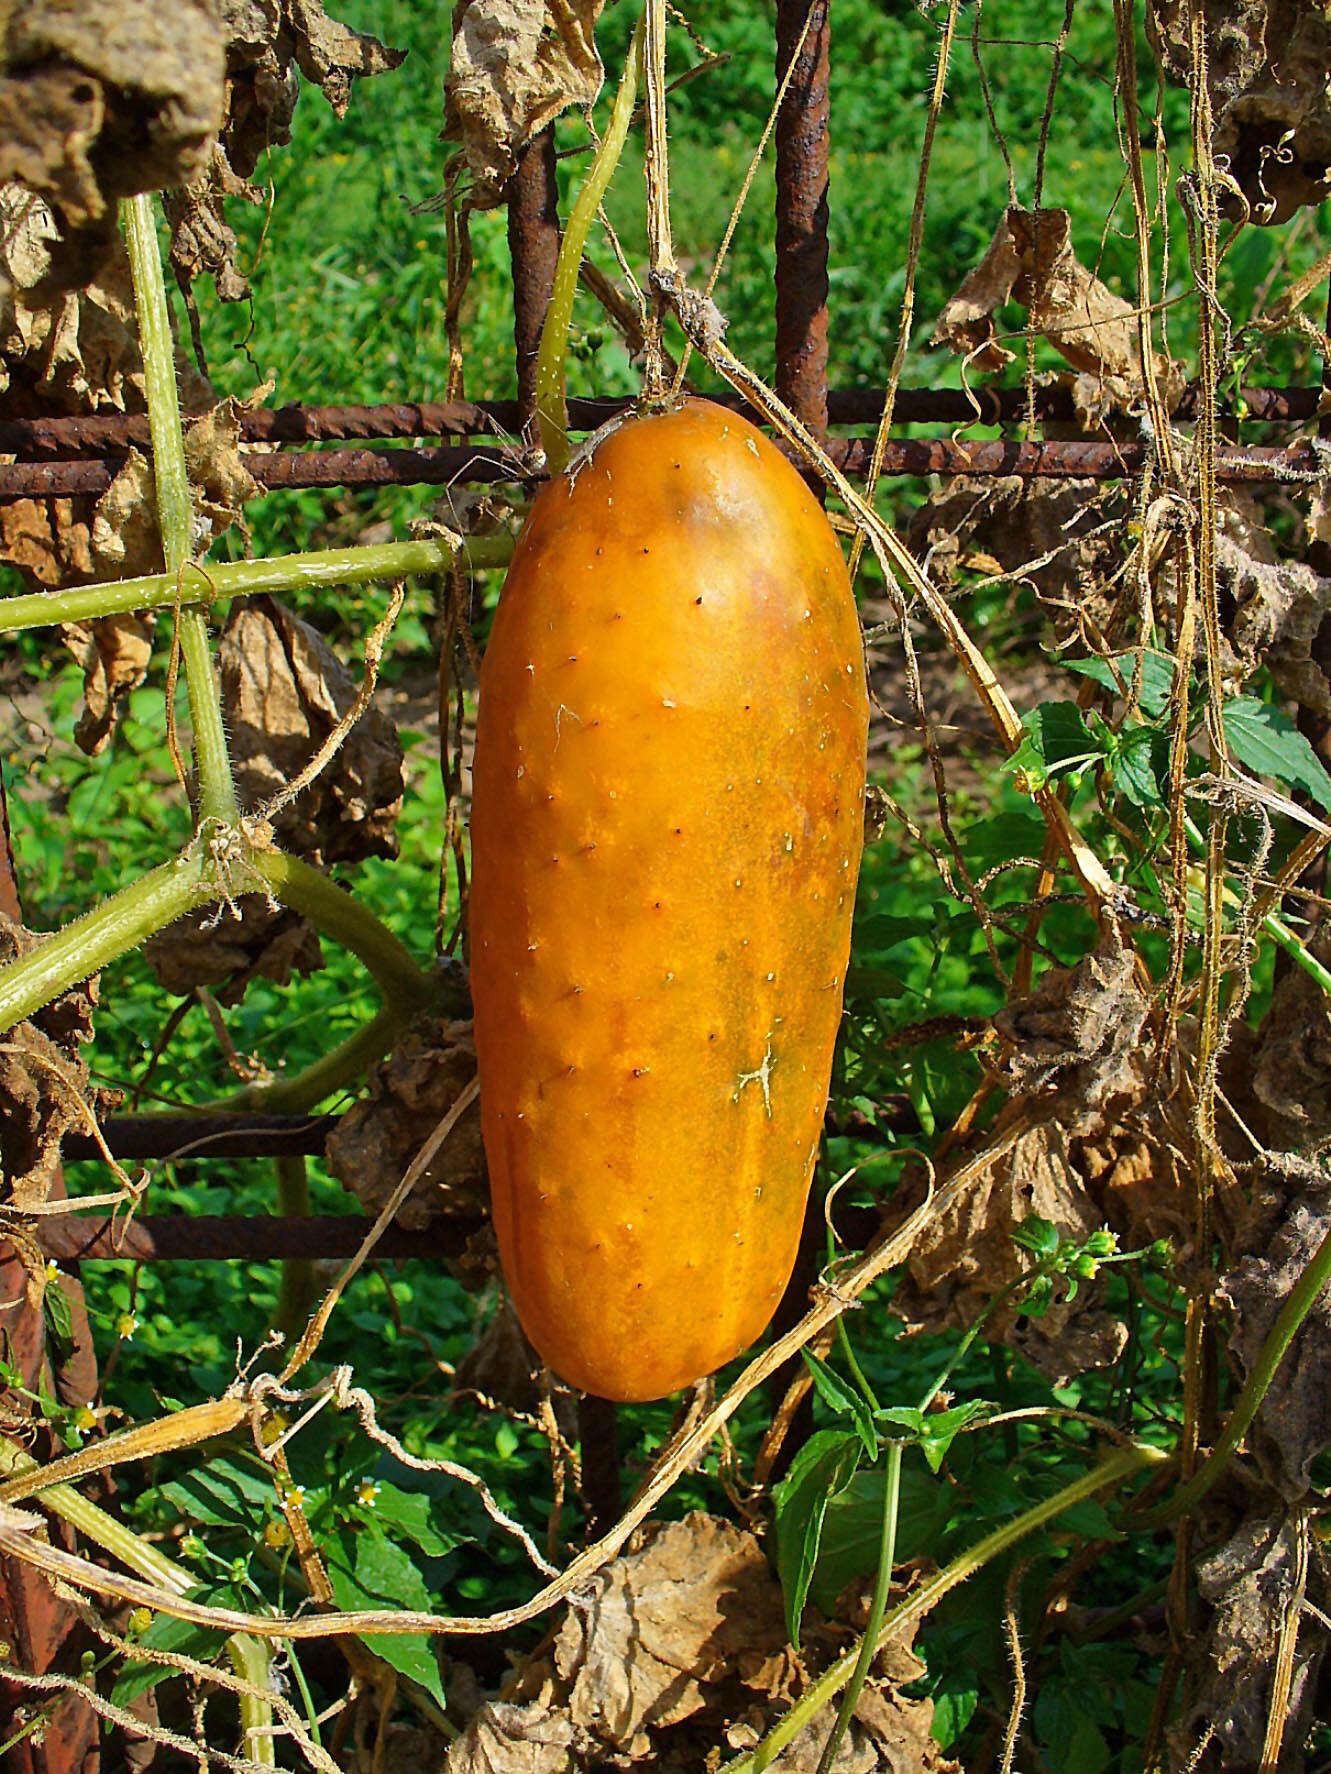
left=0, top=433, right=1322, bottom=501
left=0, top=385, right=1316, bottom=459
left=27, top=1213, right=481, bottom=1263
left=61, top=1115, right=337, bottom=1161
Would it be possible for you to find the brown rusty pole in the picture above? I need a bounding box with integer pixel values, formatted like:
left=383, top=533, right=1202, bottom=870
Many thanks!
left=0, top=784, right=100, bottom=1774
left=775, top=0, right=832, bottom=442
left=504, top=118, right=622, bottom=1517
left=506, top=127, right=561, bottom=434
left=768, top=0, right=834, bottom=1467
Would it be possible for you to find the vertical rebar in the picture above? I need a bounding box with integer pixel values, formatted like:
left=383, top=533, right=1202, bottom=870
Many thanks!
left=0, top=789, right=100, bottom=1774
left=507, top=127, right=562, bottom=430
left=774, top=0, right=832, bottom=440
left=768, top=0, right=833, bottom=1465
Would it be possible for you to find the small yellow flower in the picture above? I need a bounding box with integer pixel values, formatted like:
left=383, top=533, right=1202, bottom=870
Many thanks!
left=356, top=1480, right=381, bottom=1509
left=45, top=1259, right=61, bottom=1281
left=283, top=1485, right=307, bottom=1513
left=115, top=1311, right=138, bottom=1341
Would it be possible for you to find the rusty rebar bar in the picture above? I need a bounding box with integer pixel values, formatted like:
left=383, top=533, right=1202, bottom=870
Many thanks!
left=3, top=434, right=1321, bottom=502
left=507, top=128, right=562, bottom=425
left=0, top=385, right=1316, bottom=460
left=774, top=0, right=832, bottom=437
left=60, top=1115, right=338, bottom=1162
left=30, top=1214, right=482, bottom=1264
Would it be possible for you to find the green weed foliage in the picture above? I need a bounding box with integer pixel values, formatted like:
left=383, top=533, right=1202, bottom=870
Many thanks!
left=5, top=0, right=1331, bottom=1767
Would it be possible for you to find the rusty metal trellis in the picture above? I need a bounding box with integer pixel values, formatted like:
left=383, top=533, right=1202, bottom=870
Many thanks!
left=3, top=21, right=1328, bottom=1305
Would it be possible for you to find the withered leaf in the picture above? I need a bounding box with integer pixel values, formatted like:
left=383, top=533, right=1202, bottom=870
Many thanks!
left=0, top=185, right=144, bottom=412
left=444, top=0, right=605, bottom=207
left=931, top=207, right=1183, bottom=408
left=0, top=916, right=101, bottom=1211
left=325, top=1016, right=485, bottom=1228
left=170, top=1, right=403, bottom=299
left=1169, top=1513, right=1328, bottom=1771
left=446, top=1701, right=576, bottom=1774
left=184, top=396, right=262, bottom=545
left=1220, top=1181, right=1331, bottom=1496
left=287, top=0, right=406, bottom=117
left=1222, top=523, right=1331, bottom=716
left=905, top=474, right=1127, bottom=637
left=144, top=898, right=325, bottom=1006
left=88, top=448, right=160, bottom=578
left=553, top=1513, right=788, bottom=1752
left=892, top=1120, right=1126, bottom=1386
left=993, top=927, right=1150, bottom=1127
left=59, top=610, right=155, bottom=757
left=1249, top=933, right=1331, bottom=1150
left=1148, top=2, right=1331, bottom=222
left=0, top=498, right=92, bottom=588
left=0, top=2, right=224, bottom=242
left=219, top=595, right=404, bottom=865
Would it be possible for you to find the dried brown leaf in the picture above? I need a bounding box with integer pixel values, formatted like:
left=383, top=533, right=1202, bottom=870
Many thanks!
left=444, top=0, right=605, bottom=207
left=906, top=474, right=1127, bottom=638
left=0, top=498, right=92, bottom=587
left=325, top=1015, right=485, bottom=1227
left=88, top=448, right=160, bottom=578
left=168, top=2, right=403, bottom=299
left=1148, top=2, right=1331, bottom=221
left=1249, top=935, right=1331, bottom=1150
left=1220, top=1183, right=1331, bottom=1497
left=0, top=916, right=101, bottom=1210
left=219, top=595, right=404, bottom=864
left=553, top=1513, right=788, bottom=1753
left=287, top=0, right=406, bottom=117
left=0, top=2, right=224, bottom=242
left=58, top=610, right=154, bottom=756
left=454, top=1292, right=555, bottom=1417
left=931, top=206, right=1183, bottom=406
left=1222, top=523, right=1331, bottom=715
left=144, top=898, right=325, bottom=1006
left=185, top=396, right=261, bottom=545
left=446, top=1701, right=576, bottom=1774
left=892, top=1121, right=1126, bottom=1386
left=1169, top=1513, right=1328, bottom=1771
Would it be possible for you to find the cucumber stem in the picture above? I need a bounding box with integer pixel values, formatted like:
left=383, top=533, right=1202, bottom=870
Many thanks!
left=534, top=12, right=645, bottom=472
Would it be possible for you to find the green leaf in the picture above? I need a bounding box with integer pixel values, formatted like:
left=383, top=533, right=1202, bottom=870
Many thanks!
left=1012, top=702, right=1098, bottom=775
left=327, top=1526, right=447, bottom=1709
left=159, top=1455, right=276, bottom=1532
left=1222, top=697, right=1331, bottom=810
left=930, top=1680, right=980, bottom=1751
left=806, top=1459, right=952, bottom=1617
left=43, top=1281, right=73, bottom=1355
left=1109, top=724, right=1168, bottom=811
left=370, top=1482, right=465, bottom=1559
left=1064, top=650, right=1176, bottom=717
left=916, top=1402, right=993, bottom=1474
left=874, top=1405, right=927, bottom=1438
left=843, top=963, right=910, bottom=1000
left=802, top=1353, right=878, bottom=1459
left=1011, top=1214, right=1060, bottom=1259
left=772, top=1430, right=863, bottom=1645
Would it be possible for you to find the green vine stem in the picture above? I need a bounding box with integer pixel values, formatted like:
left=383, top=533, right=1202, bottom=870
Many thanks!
left=0, top=853, right=214, bottom=1035
left=0, top=536, right=514, bottom=635
left=123, top=195, right=237, bottom=828
left=534, top=11, right=645, bottom=472
left=1132, top=1211, right=1331, bottom=1529
left=214, top=1003, right=405, bottom=1115
left=725, top=1442, right=1165, bottom=1774
left=0, top=1435, right=276, bottom=1767
left=273, top=1154, right=317, bottom=1340
left=249, top=849, right=432, bottom=1012
left=1181, top=809, right=1331, bottom=997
